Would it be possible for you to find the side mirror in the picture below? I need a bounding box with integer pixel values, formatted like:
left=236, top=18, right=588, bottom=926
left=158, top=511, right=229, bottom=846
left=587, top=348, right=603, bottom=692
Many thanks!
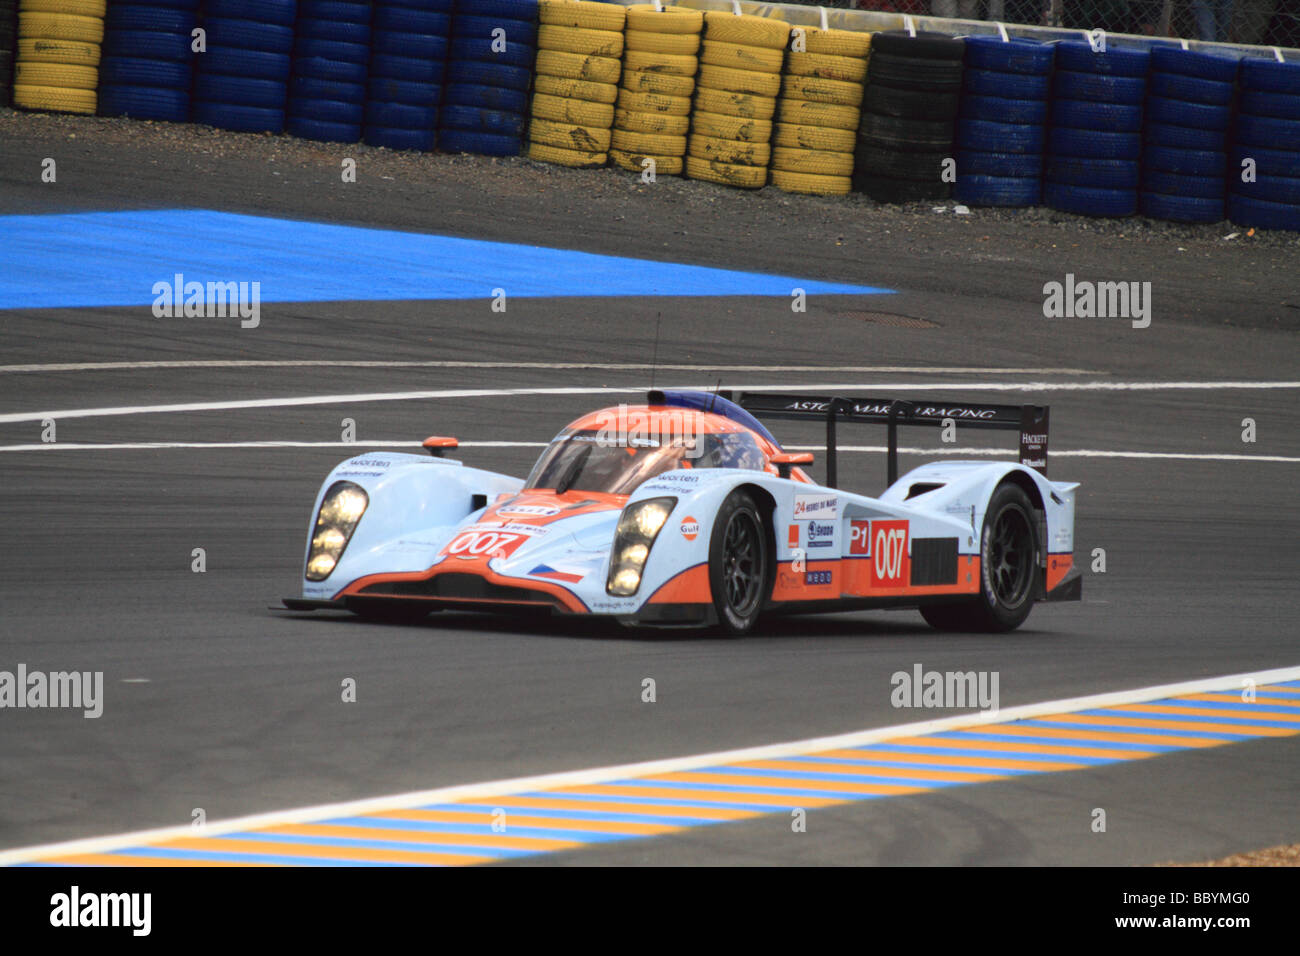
left=771, top=452, right=813, bottom=479
left=422, top=436, right=459, bottom=458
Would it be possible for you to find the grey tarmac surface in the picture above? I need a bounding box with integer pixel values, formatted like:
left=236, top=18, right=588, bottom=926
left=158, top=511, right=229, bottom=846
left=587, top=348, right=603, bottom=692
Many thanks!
left=0, top=113, right=1297, bottom=864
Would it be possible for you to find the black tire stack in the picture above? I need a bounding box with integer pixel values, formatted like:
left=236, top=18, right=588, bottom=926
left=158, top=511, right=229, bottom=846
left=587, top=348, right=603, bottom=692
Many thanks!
left=853, top=30, right=964, bottom=203
left=193, top=0, right=298, bottom=134
left=440, top=0, right=538, bottom=157
left=1228, top=57, right=1300, bottom=232
left=953, top=36, right=1054, bottom=208
left=366, top=1, right=452, bottom=152
left=98, top=1, right=199, bottom=122
left=0, top=0, right=16, bottom=106
left=287, top=0, right=371, bottom=143
left=1044, top=41, right=1149, bottom=218
left=1139, top=46, right=1238, bottom=224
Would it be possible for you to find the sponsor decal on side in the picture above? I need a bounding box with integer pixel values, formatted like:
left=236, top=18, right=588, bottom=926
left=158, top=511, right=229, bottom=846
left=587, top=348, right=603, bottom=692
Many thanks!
left=793, top=493, right=837, bottom=520
left=805, top=570, right=833, bottom=586
left=806, top=520, right=835, bottom=549
left=679, top=516, right=699, bottom=541
left=787, top=524, right=799, bottom=549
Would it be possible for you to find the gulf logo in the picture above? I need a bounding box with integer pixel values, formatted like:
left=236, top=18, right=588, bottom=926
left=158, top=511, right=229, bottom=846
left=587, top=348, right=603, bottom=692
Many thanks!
left=680, top=516, right=700, bottom=541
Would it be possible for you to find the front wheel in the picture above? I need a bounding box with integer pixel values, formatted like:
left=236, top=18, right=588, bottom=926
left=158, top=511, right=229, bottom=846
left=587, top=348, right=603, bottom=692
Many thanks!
left=921, top=482, right=1039, bottom=632
left=708, top=490, right=770, bottom=636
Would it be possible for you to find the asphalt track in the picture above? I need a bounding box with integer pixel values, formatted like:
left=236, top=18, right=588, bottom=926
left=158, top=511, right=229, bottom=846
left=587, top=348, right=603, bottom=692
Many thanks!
left=1, top=129, right=1299, bottom=865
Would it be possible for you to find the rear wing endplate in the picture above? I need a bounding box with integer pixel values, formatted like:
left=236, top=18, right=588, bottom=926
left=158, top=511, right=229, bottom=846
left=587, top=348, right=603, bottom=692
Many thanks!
left=730, top=392, right=1050, bottom=488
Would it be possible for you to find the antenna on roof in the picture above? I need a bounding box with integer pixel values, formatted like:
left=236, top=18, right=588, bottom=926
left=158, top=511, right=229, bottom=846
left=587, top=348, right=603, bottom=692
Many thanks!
left=708, top=377, right=722, bottom=411
left=649, top=312, right=662, bottom=390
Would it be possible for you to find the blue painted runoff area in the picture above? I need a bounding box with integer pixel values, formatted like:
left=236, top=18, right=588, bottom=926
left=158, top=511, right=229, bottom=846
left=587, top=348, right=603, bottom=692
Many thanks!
left=0, top=209, right=892, bottom=309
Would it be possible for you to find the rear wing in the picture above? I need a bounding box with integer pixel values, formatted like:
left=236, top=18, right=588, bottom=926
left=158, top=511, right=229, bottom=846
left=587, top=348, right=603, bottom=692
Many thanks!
left=730, top=392, right=1050, bottom=488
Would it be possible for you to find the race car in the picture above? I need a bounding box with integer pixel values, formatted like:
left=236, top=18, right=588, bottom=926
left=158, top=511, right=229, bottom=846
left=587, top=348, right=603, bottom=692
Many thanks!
left=283, top=389, right=1080, bottom=634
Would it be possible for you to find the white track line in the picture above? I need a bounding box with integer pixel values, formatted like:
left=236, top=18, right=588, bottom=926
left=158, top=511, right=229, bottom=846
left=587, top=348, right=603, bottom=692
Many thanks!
left=1, top=441, right=1296, bottom=463
left=3, top=664, right=1297, bottom=866
left=2, top=381, right=1298, bottom=426
left=0, top=361, right=1099, bottom=375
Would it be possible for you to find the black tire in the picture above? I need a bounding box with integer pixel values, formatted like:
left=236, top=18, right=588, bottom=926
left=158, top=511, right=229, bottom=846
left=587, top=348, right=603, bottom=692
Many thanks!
left=867, top=51, right=963, bottom=92
left=863, top=83, right=960, bottom=120
left=708, top=490, right=769, bottom=636
left=870, top=30, right=965, bottom=62
left=921, top=483, right=1038, bottom=632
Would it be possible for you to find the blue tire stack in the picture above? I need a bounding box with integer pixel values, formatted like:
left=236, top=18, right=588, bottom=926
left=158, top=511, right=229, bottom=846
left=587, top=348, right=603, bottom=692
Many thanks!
left=953, top=37, right=1054, bottom=208
left=439, top=0, right=538, bottom=157
left=1228, top=57, right=1300, bottom=232
left=288, top=0, right=371, bottom=142
left=193, top=0, right=297, bottom=134
left=365, top=0, right=451, bottom=151
left=1140, top=46, right=1237, bottom=224
left=98, top=1, right=199, bottom=122
left=1044, top=41, right=1149, bottom=218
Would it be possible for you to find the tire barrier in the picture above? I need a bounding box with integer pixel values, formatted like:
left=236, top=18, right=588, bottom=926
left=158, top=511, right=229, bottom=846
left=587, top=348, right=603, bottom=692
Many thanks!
left=1044, top=40, right=1149, bottom=218
left=440, top=0, right=538, bottom=157
left=608, top=2, right=700, bottom=177
left=193, top=0, right=297, bottom=133
left=953, top=36, right=1054, bottom=208
left=686, top=9, right=790, bottom=190
left=0, top=0, right=18, bottom=107
left=366, top=0, right=452, bottom=151
left=853, top=30, right=965, bottom=203
left=97, top=0, right=198, bottom=123
left=287, top=0, right=371, bottom=143
left=13, top=0, right=106, bottom=115
left=1228, top=56, right=1300, bottom=232
left=526, top=0, right=626, bottom=167
left=770, top=26, right=869, bottom=197
left=1136, top=46, right=1237, bottom=223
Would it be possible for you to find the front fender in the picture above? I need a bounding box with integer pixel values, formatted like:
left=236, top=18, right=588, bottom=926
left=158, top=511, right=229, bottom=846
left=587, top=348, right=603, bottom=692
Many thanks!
left=300, top=451, right=523, bottom=599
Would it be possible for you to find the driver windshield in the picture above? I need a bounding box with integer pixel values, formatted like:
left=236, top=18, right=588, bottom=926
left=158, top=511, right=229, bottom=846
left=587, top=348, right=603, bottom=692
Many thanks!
left=524, top=428, right=770, bottom=495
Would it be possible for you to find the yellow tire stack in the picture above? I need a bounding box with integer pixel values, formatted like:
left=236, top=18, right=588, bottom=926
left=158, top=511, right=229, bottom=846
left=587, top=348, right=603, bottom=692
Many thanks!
left=771, top=28, right=871, bottom=196
left=685, top=10, right=790, bottom=190
left=527, top=0, right=627, bottom=168
left=12, top=0, right=104, bottom=114
left=609, top=3, right=703, bottom=179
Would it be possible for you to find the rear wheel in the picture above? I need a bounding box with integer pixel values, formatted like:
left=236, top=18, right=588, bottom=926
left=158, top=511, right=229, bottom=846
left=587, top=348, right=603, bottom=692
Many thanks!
left=921, top=482, right=1038, bottom=632
left=708, top=491, right=769, bottom=635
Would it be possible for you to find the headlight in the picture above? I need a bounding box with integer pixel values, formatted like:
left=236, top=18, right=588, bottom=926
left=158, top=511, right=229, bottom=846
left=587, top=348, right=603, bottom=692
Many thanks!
left=606, top=497, right=675, bottom=596
left=305, top=480, right=368, bottom=581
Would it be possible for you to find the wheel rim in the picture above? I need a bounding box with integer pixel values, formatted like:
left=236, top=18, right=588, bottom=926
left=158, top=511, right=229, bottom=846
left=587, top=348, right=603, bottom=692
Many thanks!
left=988, top=505, right=1033, bottom=607
left=722, top=510, right=762, bottom=617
